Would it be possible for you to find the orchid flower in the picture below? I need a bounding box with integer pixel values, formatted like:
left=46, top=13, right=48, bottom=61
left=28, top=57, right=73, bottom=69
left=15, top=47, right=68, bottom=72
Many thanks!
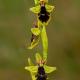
left=25, top=53, right=56, bottom=80
left=30, top=0, right=55, bottom=27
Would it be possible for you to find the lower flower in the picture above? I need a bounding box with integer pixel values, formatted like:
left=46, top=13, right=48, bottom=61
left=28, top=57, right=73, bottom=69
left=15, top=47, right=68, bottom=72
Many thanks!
left=25, top=53, right=56, bottom=80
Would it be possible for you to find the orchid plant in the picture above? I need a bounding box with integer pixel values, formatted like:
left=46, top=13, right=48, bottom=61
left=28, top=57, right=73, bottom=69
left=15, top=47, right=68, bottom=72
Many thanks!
left=25, top=0, right=56, bottom=80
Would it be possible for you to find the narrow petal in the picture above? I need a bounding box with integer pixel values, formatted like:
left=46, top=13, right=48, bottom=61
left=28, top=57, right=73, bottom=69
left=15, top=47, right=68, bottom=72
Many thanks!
left=31, top=28, right=40, bottom=36
left=30, top=6, right=40, bottom=14
left=44, top=65, right=56, bottom=73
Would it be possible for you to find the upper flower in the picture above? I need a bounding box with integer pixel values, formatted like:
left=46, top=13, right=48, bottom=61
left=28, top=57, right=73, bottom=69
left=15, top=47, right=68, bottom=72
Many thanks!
left=30, top=0, right=55, bottom=26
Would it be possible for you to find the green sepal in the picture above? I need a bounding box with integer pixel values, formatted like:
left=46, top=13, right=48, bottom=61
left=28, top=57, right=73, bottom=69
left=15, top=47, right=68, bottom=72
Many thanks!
left=25, top=66, right=38, bottom=73
left=45, top=4, right=55, bottom=13
left=31, top=28, right=40, bottom=36
left=30, top=6, right=40, bottom=14
left=44, top=65, right=56, bottom=73
left=25, top=65, right=37, bottom=80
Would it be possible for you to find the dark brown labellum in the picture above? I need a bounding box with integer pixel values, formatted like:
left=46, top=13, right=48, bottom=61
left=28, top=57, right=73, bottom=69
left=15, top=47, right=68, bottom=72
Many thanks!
left=38, top=5, right=50, bottom=23
left=35, top=66, right=47, bottom=80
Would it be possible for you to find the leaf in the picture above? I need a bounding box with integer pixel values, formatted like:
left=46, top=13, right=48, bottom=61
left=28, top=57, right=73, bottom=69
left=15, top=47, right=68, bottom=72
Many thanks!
left=25, top=66, right=38, bottom=73
left=35, top=53, right=42, bottom=63
left=30, top=6, right=40, bottom=14
left=41, top=26, right=48, bottom=61
left=46, top=4, right=55, bottom=13
left=31, top=28, right=40, bottom=36
left=44, top=65, right=56, bottom=73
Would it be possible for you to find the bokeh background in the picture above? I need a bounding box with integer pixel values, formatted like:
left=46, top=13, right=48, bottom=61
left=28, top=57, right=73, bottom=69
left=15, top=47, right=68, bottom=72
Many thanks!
left=0, top=0, right=80, bottom=80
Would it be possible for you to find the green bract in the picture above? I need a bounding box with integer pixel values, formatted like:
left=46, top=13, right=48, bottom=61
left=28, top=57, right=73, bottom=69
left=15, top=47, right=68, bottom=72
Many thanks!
left=41, top=26, right=48, bottom=61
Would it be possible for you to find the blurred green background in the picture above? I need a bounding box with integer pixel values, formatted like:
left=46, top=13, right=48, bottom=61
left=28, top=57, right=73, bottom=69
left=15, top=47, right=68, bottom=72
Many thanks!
left=0, top=0, right=80, bottom=80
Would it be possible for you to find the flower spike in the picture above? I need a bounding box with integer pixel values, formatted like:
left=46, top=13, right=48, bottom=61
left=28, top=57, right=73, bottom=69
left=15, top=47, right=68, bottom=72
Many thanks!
left=26, top=0, right=56, bottom=80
